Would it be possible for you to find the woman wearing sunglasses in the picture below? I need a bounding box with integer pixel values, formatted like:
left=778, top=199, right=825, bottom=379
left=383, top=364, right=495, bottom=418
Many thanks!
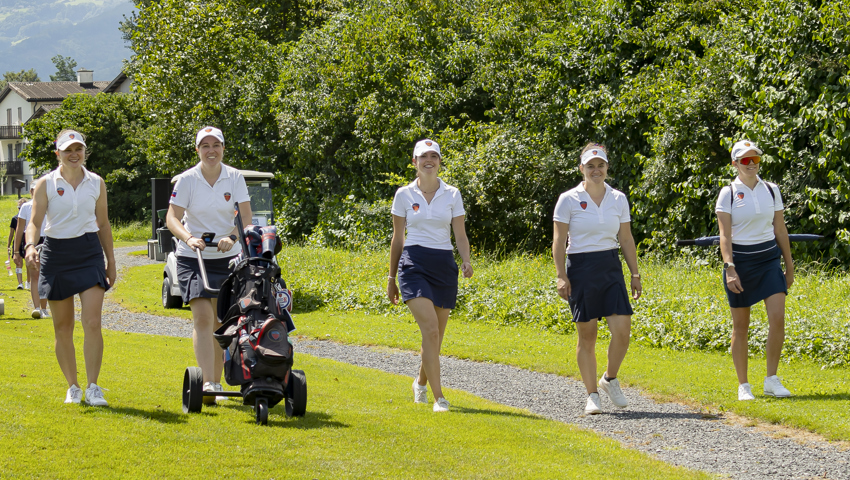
left=715, top=140, right=794, bottom=401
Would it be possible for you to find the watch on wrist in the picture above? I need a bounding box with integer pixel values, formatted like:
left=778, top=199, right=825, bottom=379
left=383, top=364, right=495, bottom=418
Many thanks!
left=229, top=234, right=238, bottom=241
left=723, top=262, right=736, bottom=270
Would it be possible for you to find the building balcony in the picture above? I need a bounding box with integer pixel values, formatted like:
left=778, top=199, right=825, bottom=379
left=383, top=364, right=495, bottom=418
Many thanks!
left=0, top=126, right=22, bottom=140
left=0, top=161, right=23, bottom=175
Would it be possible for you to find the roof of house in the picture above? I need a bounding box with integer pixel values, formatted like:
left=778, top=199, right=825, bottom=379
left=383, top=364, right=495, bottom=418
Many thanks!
left=28, top=104, right=62, bottom=122
left=0, top=81, right=110, bottom=104
left=102, top=72, right=129, bottom=94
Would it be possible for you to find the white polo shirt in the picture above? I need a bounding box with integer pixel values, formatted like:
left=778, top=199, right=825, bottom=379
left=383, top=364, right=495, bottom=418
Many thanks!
left=391, top=179, right=465, bottom=251
left=170, top=163, right=250, bottom=259
left=715, top=176, right=783, bottom=245
left=17, top=201, right=46, bottom=237
left=42, top=167, right=102, bottom=239
left=553, top=182, right=631, bottom=254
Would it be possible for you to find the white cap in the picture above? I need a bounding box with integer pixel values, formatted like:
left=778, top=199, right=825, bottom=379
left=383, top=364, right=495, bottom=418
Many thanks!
left=413, top=139, right=441, bottom=158
left=56, top=130, right=86, bottom=151
left=580, top=148, right=608, bottom=165
left=731, top=140, right=762, bottom=161
left=195, top=126, right=225, bottom=147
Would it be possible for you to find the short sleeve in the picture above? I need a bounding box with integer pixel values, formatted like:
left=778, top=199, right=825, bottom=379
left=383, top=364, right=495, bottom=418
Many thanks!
left=620, top=195, right=631, bottom=223
left=770, top=183, right=784, bottom=211
left=390, top=188, right=406, bottom=217
left=452, top=190, right=466, bottom=218
left=10, top=217, right=16, bottom=229
left=553, top=193, right=571, bottom=224
left=233, top=172, right=250, bottom=204
left=18, top=204, right=31, bottom=222
left=715, top=186, right=732, bottom=214
left=170, top=175, right=191, bottom=209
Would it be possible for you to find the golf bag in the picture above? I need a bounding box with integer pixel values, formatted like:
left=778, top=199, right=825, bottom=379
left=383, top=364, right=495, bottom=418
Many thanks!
left=213, top=226, right=295, bottom=407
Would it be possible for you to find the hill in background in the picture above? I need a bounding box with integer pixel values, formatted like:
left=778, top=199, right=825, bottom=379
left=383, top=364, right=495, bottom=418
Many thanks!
left=0, top=0, right=134, bottom=82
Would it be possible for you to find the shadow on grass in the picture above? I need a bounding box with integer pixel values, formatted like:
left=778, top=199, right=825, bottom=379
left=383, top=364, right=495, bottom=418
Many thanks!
left=88, top=405, right=189, bottom=424
left=291, top=291, right=325, bottom=314
left=451, top=405, right=543, bottom=420
left=777, top=393, right=850, bottom=401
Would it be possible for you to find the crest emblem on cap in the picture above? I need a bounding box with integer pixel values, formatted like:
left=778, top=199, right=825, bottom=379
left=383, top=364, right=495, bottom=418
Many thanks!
left=425, top=141, right=432, bottom=146
left=580, top=201, right=587, bottom=210
left=737, top=192, right=745, bottom=200
left=57, top=187, right=65, bottom=197
left=592, top=150, right=598, bottom=155
left=412, top=203, right=420, bottom=212
left=224, top=192, right=231, bottom=201
left=69, top=134, right=75, bottom=139
left=205, top=128, right=212, bottom=132
left=745, top=142, right=751, bottom=147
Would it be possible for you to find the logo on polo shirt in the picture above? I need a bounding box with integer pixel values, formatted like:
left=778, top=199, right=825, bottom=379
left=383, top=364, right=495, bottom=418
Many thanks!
left=57, top=187, right=65, bottom=197
left=580, top=201, right=587, bottom=210
left=737, top=192, right=745, bottom=200
left=412, top=203, right=420, bottom=212
left=171, top=191, right=177, bottom=198
left=224, top=192, right=231, bottom=201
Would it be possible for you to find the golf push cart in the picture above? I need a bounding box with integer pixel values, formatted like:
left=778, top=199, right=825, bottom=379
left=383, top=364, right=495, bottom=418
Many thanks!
left=178, top=201, right=307, bottom=425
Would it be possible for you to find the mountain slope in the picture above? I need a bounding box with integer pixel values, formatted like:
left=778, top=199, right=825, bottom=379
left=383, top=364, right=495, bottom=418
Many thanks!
left=0, top=0, right=135, bottom=82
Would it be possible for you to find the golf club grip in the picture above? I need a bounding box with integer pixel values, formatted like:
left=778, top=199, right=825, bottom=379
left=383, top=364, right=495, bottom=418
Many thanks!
left=233, top=201, right=250, bottom=254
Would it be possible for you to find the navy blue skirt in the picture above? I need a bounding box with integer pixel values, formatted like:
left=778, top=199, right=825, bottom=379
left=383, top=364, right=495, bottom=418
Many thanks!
left=724, top=239, right=787, bottom=308
left=398, top=245, right=459, bottom=309
left=566, top=248, right=633, bottom=323
left=38, top=233, right=109, bottom=301
left=177, top=255, right=235, bottom=303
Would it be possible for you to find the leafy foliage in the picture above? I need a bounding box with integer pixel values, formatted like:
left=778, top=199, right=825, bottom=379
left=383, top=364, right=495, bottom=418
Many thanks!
left=0, top=68, right=39, bottom=89
left=49, top=55, right=77, bottom=82
left=20, top=93, right=157, bottom=222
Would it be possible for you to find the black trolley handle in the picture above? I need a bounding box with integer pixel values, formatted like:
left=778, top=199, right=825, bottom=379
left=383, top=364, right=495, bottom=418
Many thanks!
left=196, top=203, right=250, bottom=295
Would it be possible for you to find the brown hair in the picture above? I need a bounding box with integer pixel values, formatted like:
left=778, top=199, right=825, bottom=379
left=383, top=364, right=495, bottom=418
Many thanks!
left=581, top=142, right=608, bottom=156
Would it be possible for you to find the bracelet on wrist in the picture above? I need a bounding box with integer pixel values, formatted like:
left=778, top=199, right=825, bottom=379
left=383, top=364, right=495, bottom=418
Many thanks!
left=24, top=243, right=35, bottom=252
left=186, top=235, right=195, bottom=243
left=631, top=273, right=641, bottom=279
left=388, top=275, right=395, bottom=281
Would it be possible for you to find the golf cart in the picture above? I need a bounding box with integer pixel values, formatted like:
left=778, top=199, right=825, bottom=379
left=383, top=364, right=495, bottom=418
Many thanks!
left=161, top=170, right=275, bottom=308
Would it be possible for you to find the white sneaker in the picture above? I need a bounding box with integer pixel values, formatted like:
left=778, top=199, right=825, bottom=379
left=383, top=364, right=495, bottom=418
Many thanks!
left=84, top=383, right=108, bottom=406
left=598, top=376, right=628, bottom=408
left=31, top=309, right=42, bottom=319
left=40, top=309, right=50, bottom=319
left=64, top=385, right=82, bottom=404
left=203, top=381, right=217, bottom=405
left=212, top=382, right=228, bottom=401
left=25, top=281, right=30, bottom=289
left=585, top=392, right=602, bottom=415
left=433, top=397, right=450, bottom=412
left=738, top=383, right=755, bottom=401
left=764, top=375, right=791, bottom=398
left=16, top=283, right=23, bottom=290
left=412, top=378, right=428, bottom=404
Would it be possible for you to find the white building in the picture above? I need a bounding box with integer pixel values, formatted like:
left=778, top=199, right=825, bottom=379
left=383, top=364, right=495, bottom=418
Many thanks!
left=0, top=69, right=133, bottom=194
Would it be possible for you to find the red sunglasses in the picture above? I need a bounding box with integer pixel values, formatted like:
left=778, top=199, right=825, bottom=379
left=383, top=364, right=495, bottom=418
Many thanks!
left=737, top=156, right=761, bottom=165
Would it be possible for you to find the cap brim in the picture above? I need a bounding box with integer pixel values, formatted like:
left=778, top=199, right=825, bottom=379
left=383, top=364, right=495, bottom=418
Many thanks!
left=734, top=148, right=762, bottom=159
left=57, top=139, right=85, bottom=151
left=581, top=155, right=608, bottom=165
left=195, top=135, right=224, bottom=147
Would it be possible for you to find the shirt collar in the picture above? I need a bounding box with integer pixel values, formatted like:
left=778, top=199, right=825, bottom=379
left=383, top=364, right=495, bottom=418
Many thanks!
left=409, top=178, right=447, bottom=197
left=54, top=166, right=93, bottom=186
left=192, top=162, right=230, bottom=184
left=732, top=175, right=765, bottom=190
left=576, top=181, right=612, bottom=195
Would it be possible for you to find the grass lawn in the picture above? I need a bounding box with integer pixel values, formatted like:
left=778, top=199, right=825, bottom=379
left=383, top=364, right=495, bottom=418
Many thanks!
left=111, top=263, right=850, bottom=442
left=0, top=315, right=707, bottom=479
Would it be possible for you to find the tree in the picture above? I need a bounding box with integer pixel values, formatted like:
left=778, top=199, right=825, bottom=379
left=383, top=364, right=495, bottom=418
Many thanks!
left=21, top=93, right=161, bottom=222
left=49, top=55, right=78, bottom=81
left=0, top=69, right=40, bottom=90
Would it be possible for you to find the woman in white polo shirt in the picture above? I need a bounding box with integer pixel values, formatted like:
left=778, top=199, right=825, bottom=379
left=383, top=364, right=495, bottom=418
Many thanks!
left=716, top=140, right=794, bottom=401
left=387, top=139, right=473, bottom=413
left=166, top=126, right=252, bottom=404
left=14, top=183, right=49, bottom=318
left=552, top=143, right=641, bottom=415
left=25, top=129, right=116, bottom=406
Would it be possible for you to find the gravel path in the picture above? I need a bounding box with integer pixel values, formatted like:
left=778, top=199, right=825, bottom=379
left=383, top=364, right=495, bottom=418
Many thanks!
left=104, top=247, right=849, bottom=480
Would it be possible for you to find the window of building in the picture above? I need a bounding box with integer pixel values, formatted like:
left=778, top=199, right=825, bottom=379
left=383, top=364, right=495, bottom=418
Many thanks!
left=17, top=107, right=22, bottom=124
left=5, top=109, right=10, bottom=125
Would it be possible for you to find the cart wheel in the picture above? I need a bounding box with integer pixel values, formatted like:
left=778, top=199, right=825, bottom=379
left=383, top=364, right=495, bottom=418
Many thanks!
left=182, top=367, right=204, bottom=413
left=0, top=299, right=5, bottom=315
left=256, top=397, right=268, bottom=425
left=285, top=369, right=307, bottom=417
left=162, top=277, right=182, bottom=309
